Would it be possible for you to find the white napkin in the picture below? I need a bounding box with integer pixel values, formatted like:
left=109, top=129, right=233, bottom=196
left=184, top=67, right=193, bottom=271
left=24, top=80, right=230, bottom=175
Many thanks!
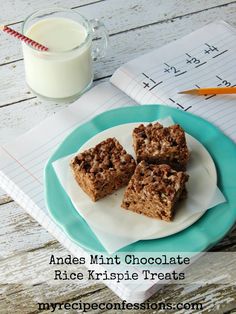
left=52, top=118, right=226, bottom=253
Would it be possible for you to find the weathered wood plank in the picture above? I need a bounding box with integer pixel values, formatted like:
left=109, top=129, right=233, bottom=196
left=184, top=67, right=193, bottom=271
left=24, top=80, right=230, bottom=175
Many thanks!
left=0, top=283, right=232, bottom=314
left=0, top=193, right=12, bottom=205
left=0, top=202, right=55, bottom=258
left=2, top=0, right=104, bottom=25
left=0, top=242, right=106, bottom=313
left=0, top=0, right=233, bottom=66
left=1, top=2, right=236, bottom=107
left=1, top=239, right=236, bottom=313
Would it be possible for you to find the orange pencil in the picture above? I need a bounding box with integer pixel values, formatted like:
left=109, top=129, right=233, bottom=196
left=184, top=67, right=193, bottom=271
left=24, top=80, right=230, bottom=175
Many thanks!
left=179, top=87, right=236, bottom=95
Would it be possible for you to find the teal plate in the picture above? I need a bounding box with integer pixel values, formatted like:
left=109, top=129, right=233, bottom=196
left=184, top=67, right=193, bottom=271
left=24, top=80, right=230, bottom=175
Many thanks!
left=44, top=105, right=236, bottom=253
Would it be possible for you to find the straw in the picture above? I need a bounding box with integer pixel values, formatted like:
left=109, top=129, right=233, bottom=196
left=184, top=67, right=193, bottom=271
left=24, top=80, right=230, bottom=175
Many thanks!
left=0, top=25, right=49, bottom=51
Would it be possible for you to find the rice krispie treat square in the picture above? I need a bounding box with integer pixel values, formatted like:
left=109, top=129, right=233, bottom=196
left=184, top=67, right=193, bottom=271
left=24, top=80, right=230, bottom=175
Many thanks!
left=70, top=138, right=136, bottom=201
left=121, top=161, right=189, bottom=221
left=132, top=122, right=190, bottom=170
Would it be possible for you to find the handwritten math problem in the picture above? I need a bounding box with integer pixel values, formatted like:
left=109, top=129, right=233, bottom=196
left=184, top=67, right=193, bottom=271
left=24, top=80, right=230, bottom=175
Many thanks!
left=185, top=53, right=207, bottom=68
left=115, top=21, right=236, bottom=141
left=163, top=63, right=187, bottom=77
left=168, top=97, right=192, bottom=112
left=141, top=73, right=163, bottom=91
left=204, top=43, right=228, bottom=58
left=140, top=39, right=233, bottom=111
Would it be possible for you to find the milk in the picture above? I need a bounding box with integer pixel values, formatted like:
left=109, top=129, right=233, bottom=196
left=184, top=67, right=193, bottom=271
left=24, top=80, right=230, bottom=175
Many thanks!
left=23, top=17, right=93, bottom=100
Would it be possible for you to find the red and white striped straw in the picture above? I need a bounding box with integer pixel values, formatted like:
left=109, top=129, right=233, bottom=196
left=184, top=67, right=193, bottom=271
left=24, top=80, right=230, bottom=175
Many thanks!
left=0, top=25, right=49, bottom=51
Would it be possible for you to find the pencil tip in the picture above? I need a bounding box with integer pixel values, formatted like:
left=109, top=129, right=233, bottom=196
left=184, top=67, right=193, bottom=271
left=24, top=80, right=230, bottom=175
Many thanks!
left=178, top=89, right=197, bottom=95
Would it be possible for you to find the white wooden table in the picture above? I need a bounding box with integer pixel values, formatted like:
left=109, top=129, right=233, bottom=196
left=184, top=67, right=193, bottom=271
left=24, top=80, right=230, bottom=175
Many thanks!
left=1, top=1, right=236, bottom=313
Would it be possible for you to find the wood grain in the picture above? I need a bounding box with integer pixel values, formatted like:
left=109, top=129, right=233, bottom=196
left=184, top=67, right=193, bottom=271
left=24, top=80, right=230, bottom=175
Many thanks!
left=2, top=0, right=104, bottom=25
left=1, top=0, right=236, bottom=313
left=0, top=0, right=232, bottom=66
left=0, top=202, right=54, bottom=258
left=1, top=239, right=236, bottom=313
left=1, top=1, right=236, bottom=107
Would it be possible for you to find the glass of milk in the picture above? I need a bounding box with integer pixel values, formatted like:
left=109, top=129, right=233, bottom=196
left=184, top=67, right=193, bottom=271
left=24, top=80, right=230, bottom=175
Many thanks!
left=22, top=8, right=109, bottom=102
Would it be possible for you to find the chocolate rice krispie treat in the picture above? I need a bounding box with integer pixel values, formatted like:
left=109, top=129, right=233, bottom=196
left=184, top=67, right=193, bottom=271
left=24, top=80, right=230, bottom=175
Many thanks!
left=132, top=122, right=190, bottom=171
left=70, top=138, right=136, bottom=202
left=121, top=161, right=189, bottom=221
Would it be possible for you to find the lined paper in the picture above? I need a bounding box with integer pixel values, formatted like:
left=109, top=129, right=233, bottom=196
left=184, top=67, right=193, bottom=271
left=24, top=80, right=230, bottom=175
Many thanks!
left=0, top=82, right=141, bottom=300
left=0, top=82, right=136, bottom=213
left=111, top=20, right=236, bottom=142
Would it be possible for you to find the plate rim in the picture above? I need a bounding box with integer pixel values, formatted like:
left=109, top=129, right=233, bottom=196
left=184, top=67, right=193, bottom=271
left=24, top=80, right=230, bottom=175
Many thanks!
left=44, top=104, right=236, bottom=253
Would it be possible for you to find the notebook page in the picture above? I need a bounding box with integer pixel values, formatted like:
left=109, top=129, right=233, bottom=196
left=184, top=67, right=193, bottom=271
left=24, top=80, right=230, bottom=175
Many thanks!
left=0, top=83, right=155, bottom=302
left=111, top=20, right=236, bottom=143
